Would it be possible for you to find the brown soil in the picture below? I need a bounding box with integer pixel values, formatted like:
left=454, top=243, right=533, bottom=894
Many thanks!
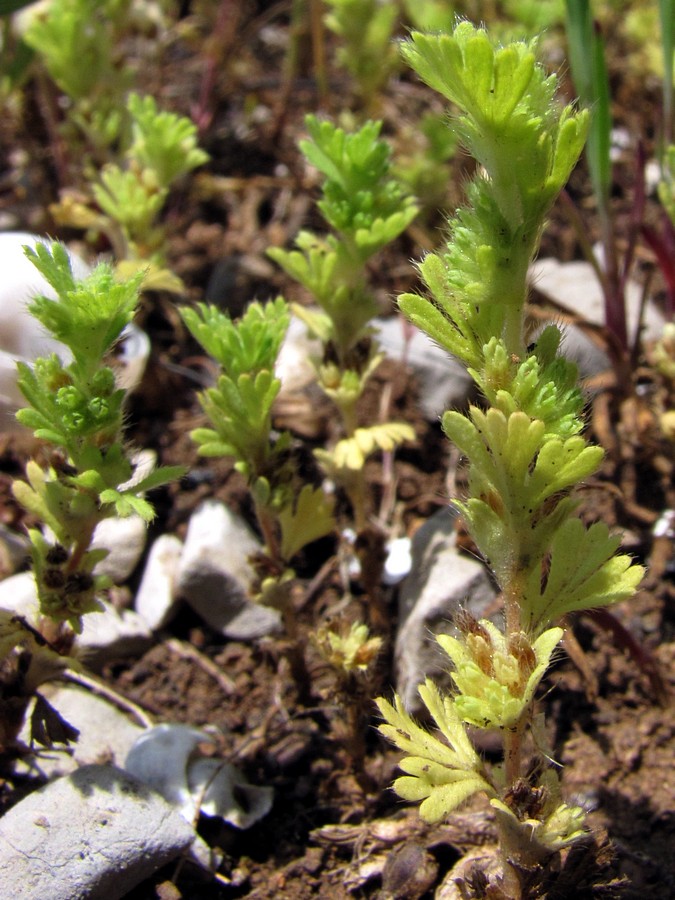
left=0, top=4, right=674, bottom=899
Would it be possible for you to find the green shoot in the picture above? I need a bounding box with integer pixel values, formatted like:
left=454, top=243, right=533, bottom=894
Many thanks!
left=23, top=0, right=132, bottom=153
left=53, top=92, right=208, bottom=291
left=376, top=23, right=643, bottom=891
left=13, top=243, right=185, bottom=634
left=180, top=298, right=335, bottom=686
left=323, top=0, right=400, bottom=110
left=269, top=115, right=417, bottom=531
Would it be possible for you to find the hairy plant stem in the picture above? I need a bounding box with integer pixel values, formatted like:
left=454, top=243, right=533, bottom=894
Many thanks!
left=253, top=499, right=312, bottom=699
left=502, top=565, right=527, bottom=790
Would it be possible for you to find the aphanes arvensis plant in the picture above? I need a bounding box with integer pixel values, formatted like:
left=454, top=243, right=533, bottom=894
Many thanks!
left=375, top=22, right=644, bottom=897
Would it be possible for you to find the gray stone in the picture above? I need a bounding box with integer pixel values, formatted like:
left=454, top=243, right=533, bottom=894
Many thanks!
left=0, top=763, right=195, bottom=900
left=134, top=533, right=184, bottom=630
left=529, top=256, right=666, bottom=378
left=79, top=602, right=153, bottom=667
left=373, top=316, right=474, bottom=419
left=394, top=509, right=498, bottom=713
left=177, top=500, right=281, bottom=639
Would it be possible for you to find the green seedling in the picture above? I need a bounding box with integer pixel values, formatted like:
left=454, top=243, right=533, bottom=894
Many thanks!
left=52, top=92, right=209, bottom=292
left=23, top=0, right=134, bottom=155
left=0, top=242, right=183, bottom=751
left=23, top=0, right=207, bottom=290
left=376, top=23, right=643, bottom=894
left=311, top=619, right=382, bottom=777
left=12, top=243, right=184, bottom=636
left=323, top=0, right=400, bottom=111
left=268, top=115, right=417, bottom=534
left=180, top=297, right=335, bottom=689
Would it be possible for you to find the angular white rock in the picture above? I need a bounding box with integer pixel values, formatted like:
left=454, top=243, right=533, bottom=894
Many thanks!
left=177, top=500, right=281, bottom=639
left=0, top=763, right=195, bottom=900
left=134, top=533, right=184, bottom=630
left=275, top=314, right=321, bottom=394
left=394, top=509, right=498, bottom=713
left=382, top=536, right=413, bottom=586
left=79, top=602, right=152, bottom=667
left=0, top=570, right=39, bottom=619
left=125, top=723, right=273, bottom=829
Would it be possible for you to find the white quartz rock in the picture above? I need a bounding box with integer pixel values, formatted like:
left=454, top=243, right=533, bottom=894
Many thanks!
left=177, top=500, right=281, bottom=639
left=394, top=509, right=498, bottom=713
left=90, top=514, right=148, bottom=582
left=529, top=255, right=666, bottom=377
left=134, top=533, right=184, bottom=630
left=0, top=231, right=149, bottom=428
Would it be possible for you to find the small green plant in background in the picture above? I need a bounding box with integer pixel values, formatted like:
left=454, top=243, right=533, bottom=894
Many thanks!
left=12, top=244, right=184, bottom=638
left=268, top=114, right=417, bottom=535
left=323, top=0, right=401, bottom=111
left=180, top=297, right=336, bottom=689
left=21, top=0, right=207, bottom=291
left=52, top=92, right=209, bottom=291
left=376, top=22, right=644, bottom=894
left=22, top=0, right=135, bottom=155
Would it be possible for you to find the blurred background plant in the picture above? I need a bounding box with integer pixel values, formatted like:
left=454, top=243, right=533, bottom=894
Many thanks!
left=268, top=115, right=417, bottom=547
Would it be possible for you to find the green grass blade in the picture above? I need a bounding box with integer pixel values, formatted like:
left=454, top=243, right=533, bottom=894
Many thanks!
left=659, top=0, right=674, bottom=148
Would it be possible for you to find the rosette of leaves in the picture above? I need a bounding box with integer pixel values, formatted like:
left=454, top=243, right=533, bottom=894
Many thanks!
left=376, top=23, right=644, bottom=886
left=12, top=242, right=185, bottom=632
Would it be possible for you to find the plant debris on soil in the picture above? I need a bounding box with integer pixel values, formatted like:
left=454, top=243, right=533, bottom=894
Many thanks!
left=0, top=4, right=674, bottom=899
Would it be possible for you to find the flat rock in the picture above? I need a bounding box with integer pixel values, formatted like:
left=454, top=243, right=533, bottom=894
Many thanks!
left=0, top=763, right=195, bottom=900
left=134, top=533, right=184, bottom=630
left=177, top=500, right=281, bottom=639
left=394, top=509, right=498, bottom=713
left=17, top=684, right=145, bottom=779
